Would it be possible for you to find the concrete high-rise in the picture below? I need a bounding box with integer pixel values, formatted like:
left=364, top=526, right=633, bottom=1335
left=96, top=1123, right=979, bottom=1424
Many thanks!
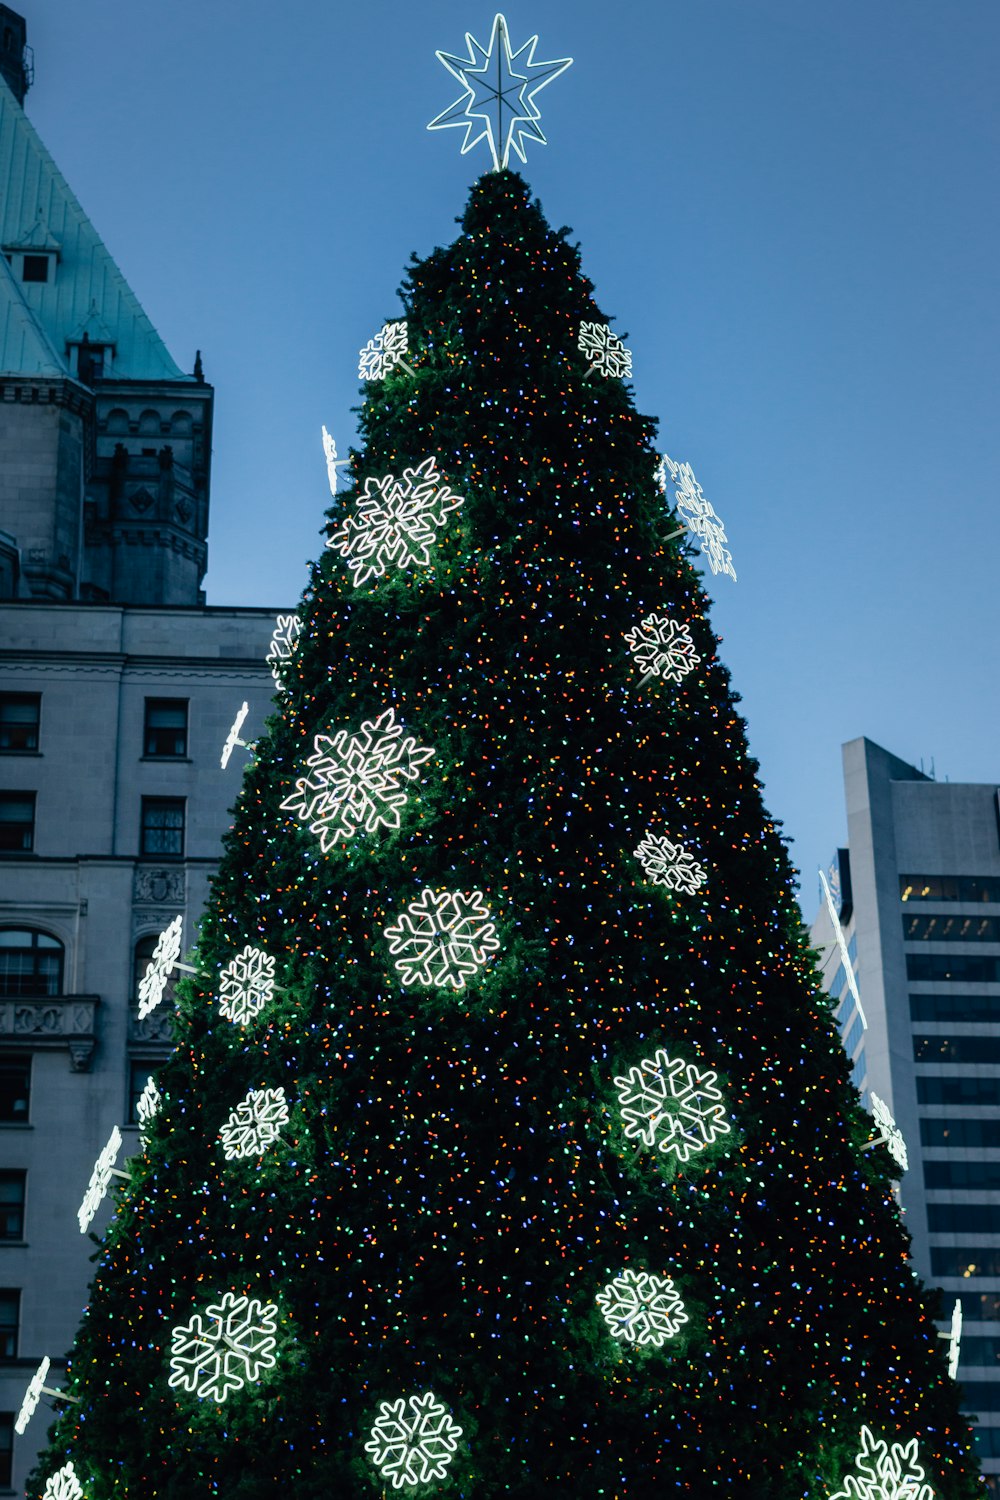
left=812, top=738, right=1000, bottom=1496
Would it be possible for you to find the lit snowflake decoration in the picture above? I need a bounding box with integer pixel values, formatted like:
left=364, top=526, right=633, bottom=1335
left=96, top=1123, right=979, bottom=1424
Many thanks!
left=266, top=614, right=302, bottom=688
left=220, top=701, right=250, bottom=770
left=359, top=320, right=415, bottom=381
left=869, top=1093, right=908, bottom=1173
left=579, top=321, right=632, bottom=380
left=15, top=1355, right=50, bottom=1434
left=326, top=456, right=464, bottom=588
left=945, top=1296, right=963, bottom=1379
left=168, top=1291, right=279, bottom=1403
left=625, top=612, right=701, bottom=684
left=219, top=1087, right=289, bottom=1161
left=218, top=945, right=276, bottom=1025
left=365, top=1391, right=463, bottom=1491
left=819, top=865, right=867, bottom=1030
left=137, top=914, right=183, bottom=1019
left=42, top=1462, right=83, bottom=1500
left=829, top=1426, right=934, bottom=1500
left=634, top=833, right=706, bottom=895
left=596, top=1268, right=689, bottom=1348
left=322, top=424, right=349, bottom=495
left=659, top=453, right=736, bottom=582
left=428, top=13, right=572, bottom=172
left=136, top=1075, right=162, bottom=1147
left=614, top=1048, right=730, bottom=1165
left=78, top=1125, right=126, bottom=1233
left=384, top=889, right=500, bottom=990
left=281, top=708, right=434, bottom=850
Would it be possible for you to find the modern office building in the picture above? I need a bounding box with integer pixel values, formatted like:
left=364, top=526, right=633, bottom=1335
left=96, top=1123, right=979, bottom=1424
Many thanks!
left=811, top=737, right=1000, bottom=1495
left=0, top=11, right=284, bottom=1491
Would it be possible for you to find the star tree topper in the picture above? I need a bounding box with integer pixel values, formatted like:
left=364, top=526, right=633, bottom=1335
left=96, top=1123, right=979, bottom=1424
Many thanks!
left=428, top=14, right=572, bottom=172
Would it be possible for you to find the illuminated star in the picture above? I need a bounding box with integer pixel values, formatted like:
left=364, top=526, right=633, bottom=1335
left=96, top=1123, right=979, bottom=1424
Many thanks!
left=428, top=13, right=572, bottom=172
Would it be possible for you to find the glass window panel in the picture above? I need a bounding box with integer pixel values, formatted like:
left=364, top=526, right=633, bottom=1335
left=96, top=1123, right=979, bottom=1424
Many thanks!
left=0, top=1291, right=18, bottom=1361
left=0, top=793, right=34, bottom=851
left=0, top=1411, right=11, bottom=1486
left=143, top=700, right=187, bottom=758
left=928, top=1201, right=1000, bottom=1234
left=921, top=1119, right=1000, bottom=1150
left=140, top=798, right=184, bottom=857
left=919, top=1075, right=1000, bottom=1106
left=925, top=1160, right=1000, bottom=1191
left=0, top=1058, right=29, bottom=1123
left=0, top=1174, right=23, bottom=1240
left=907, top=954, right=1000, bottom=983
left=910, top=992, right=1000, bottom=1024
left=0, top=694, right=40, bottom=751
left=903, top=913, right=1000, bottom=943
left=0, top=932, right=62, bottom=998
left=901, top=875, right=1000, bottom=904
left=914, top=1035, right=1000, bottom=1065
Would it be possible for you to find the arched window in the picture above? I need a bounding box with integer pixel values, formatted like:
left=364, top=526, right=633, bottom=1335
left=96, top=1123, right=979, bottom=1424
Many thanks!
left=0, top=929, right=64, bottom=998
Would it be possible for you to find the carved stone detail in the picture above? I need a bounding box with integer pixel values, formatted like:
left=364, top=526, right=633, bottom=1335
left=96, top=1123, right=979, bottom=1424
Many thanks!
left=129, top=1006, right=175, bottom=1046
left=133, top=868, right=185, bottom=905
left=0, top=996, right=99, bottom=1068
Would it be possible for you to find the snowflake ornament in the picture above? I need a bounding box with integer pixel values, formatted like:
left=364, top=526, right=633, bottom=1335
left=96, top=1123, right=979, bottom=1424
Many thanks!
left=660, top=453, right=736, bottom=582
left=266, top=614, right=302, bottom=688
left=634, top=833, right=706, bottom=895
left=829, top=1425, right=935, bottom=1500
left=322, top=424, right=349, bottom=496
left=136, top=1075, right=162, bottom=1146
left=819, top=867, right=868, bottom=1030
left=168, top=1291, right=279, bottom=1403
left=944, top=1297, right=963, bottom=1379
left=137, top=915, right=183, bottom=1019
left=625, top=612, right=701, bottom=684
left=579, top=321, right=632, bottom=380
left=365, top=1391, right=464, bottom=1491
left=868, top=1094, right=908, bottom=1173
left=359, top=320, right=414, bottom=381
left=78, top=1125, right=127, bottom=1233
left=218, top=945, right=277, bottom=1025
left=42, top=1463, right=83, bottom=1500
left=326, top=456, right=464, bottom=588
left=281, top=708, right=434, bottom=850
left=614, top=1048, right=730, bottom=1165
left=385, top=889, right=500, bottom=990
left=219, top=1087, right=289, bottom=1161
left=220, top=701, right=250, bottom=770
left=428, top=13, right=571, bottom=172
left=596, top=1268, right=689, bottom=1348
left=15, top=1355, right=51, bottom=1434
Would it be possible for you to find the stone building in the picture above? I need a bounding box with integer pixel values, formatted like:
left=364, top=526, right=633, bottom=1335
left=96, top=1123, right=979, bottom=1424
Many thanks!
left=0, top=10, right=284, bottom=1490
left=812, top=738, right=1000, bottom=1495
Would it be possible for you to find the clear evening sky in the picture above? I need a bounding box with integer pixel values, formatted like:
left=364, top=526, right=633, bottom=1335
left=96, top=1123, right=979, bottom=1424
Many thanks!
left=22, top=1, right=999, bottom=916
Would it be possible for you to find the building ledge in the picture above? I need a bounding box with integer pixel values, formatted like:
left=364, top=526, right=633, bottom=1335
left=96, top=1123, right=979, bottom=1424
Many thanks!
left=0, top=994, right=98, bottom=1070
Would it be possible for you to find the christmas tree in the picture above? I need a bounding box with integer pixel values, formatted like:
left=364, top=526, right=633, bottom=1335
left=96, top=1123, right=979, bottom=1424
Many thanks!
left=27, top=18, right=981, bottom=1500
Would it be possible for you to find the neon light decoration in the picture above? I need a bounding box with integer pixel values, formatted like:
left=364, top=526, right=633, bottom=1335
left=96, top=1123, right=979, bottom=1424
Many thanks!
left=625, top=613, right=701, bottom=684
left=941, top=1297, right=962, bottom=1379
left=326, top=456, right=464, bottom=588
left=136, top=1076, right=161, bottom=1147
left=137, top=915, right=184, bottom=1019
left=220, top=701, right=250, bottom=770
left=818, top=866, right=867, bottom=1029
left=266, top=614, right=302, bottom=688
left=42, top=1462, right=83, bottom=1500
left=634, top=833, right=706, bottom=895
left=659, top=453, right=736, bottom=581
left=579, top=321, right=632, bottom=380
left=15, top=1356, right=50, bottom=1434
left=596, top=1268, right=689, bottom=1347
left=219, top=1087, right=289, bottom=1161
left=359, top=321, right=415, bottom=381
left=384, top=889, right=500, bottom=990
left=428, top=13, right=571, bottom=172
left=218, top=946, right=277, bottom=1025
left=168, top=1292, right=279, bottom=1403
left=281, top=708, right=434, bottom=849
left=868, top=1093, right=908, bottom=1173
left=614, top=1048, right=730, bottom=1165
left=829, top=1426, right=934, bottom=1500
left=78, top=1125, right=128, bottom=1233
left=322, top=425, right=348, bottom=496
left=365, top=1391, right=463, bottom=1490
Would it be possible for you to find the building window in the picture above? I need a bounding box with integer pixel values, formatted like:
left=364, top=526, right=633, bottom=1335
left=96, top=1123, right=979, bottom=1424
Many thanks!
left=0, top=931, right=62, bottom=999
left=917, top=1074, right=1000, bottom=1106
left=930, top=1246, right=1000, bottom=1280
left=914, top=1035, right=1000, bottom=1065
left=921, top=1118, right=1000, bottom=1151
left=0, top=1291, right=18, bottom=1361
left=925, top=1159, right=1000, bottom=1192
left=907, top=952, right=1000, bottom=983
left=927, top=1201, right=1000, bottom=1234
left=143, top=699, right=188, bottom=758
left=0, top=1059, right=29, bottom=1126
left=975, top=1427, right=1000, bottom=1460
left=21, top=254, right=48, bottom=283
left=0, top=1174, right=25, bottom=1240
left=0, top=792, right=35, bottom=852
left=0, top=1412, right=11, bottom=1487
left=0, top=695, right=40, bottom=752
left=140, top=798, right=185, bottom=857
left=901, top=874, right=1000, bottom=904
left=910, top=992, right=1000, bottom=1024
left=903, top=912, right=1000, bottom=943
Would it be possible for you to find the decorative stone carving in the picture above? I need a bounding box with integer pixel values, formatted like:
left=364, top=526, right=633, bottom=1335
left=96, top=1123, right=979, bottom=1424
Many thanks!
left=134, top=868, right=185, bottom=905
left=0, top=997, right=98, bottom=1070
left=129, top=1006, right=175, bottom=1046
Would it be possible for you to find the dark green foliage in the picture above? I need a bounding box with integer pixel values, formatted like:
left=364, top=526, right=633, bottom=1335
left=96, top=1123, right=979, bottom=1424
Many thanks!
left=29, top=171, right=981, bottom=1499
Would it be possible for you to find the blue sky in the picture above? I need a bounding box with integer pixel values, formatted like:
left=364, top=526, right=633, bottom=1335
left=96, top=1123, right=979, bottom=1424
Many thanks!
left=23, top=1, right=999, bottom=913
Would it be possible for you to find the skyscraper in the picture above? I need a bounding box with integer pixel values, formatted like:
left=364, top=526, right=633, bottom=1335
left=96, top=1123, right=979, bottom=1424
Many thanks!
left=812, top=736, right=1000, bottom=1495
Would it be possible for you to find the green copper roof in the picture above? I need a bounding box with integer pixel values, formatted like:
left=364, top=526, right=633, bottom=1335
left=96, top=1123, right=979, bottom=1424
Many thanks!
left=0, top=69, right=188, bottom=381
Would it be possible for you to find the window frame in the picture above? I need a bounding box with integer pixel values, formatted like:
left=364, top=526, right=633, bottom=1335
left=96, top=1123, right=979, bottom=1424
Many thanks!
left=0, top=931, right=63, bottom=1000
left=139, top=796, right=185, bottom=858
left=21, top=253, right=48, bottom=283
left=142, top=699, right=189, bottom=759
left=0, top=1173, right=25, bottom=1242
left=0, top=1290, right=19, bottom=1362
left=0, top=792, right=35, bottom=853
left=0, top=1410, right=11, bottom=1487
left=0, top=694, right=40, bottom=754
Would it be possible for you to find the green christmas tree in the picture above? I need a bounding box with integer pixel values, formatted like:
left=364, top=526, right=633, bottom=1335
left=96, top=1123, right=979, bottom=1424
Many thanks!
left=27, top=58, right=980, bottom=1500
